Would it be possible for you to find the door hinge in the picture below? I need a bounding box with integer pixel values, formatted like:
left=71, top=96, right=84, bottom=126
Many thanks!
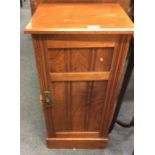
left=44, top=91, right=52, bottom=106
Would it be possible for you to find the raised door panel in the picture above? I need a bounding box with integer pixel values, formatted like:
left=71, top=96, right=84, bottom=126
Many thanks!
left=48, top=48, right=114, bottom=72
left=50, top=81, right=108, bottom=132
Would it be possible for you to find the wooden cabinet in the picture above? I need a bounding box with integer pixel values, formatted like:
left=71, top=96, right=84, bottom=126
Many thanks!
left=24, top=3, right=134, bottom=148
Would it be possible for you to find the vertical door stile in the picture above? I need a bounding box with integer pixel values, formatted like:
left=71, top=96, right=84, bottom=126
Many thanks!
left=65, top=49, right=72, bottom=131
left=42, top=36, right=56, bottom=137
left=42, top=35, right=56, bottom=137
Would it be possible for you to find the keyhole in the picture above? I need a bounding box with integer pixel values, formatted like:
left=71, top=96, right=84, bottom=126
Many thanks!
left=100, top=58, right=104, bottom=62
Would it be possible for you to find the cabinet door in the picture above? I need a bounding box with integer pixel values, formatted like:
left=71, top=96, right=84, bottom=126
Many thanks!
left=32, top=34, right=130, bottom=148
left=48, top=47, right=114, bottom=131
left=46, top=35, right=114, bottom=132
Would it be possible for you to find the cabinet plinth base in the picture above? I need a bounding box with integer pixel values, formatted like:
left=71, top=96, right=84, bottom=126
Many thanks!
left=46, top=137, right=108, bottom=149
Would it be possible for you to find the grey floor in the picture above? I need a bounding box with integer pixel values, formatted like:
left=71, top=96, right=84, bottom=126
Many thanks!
left=20, top=1, right=134, bottom=155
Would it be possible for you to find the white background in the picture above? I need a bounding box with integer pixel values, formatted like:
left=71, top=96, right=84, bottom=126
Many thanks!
left=0, top=0, right=155, bottom=154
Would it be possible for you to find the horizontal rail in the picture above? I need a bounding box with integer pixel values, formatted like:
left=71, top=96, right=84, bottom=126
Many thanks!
left=47, top=35, right=117, bottom=48
left=50, top=72, right=110, bottom=81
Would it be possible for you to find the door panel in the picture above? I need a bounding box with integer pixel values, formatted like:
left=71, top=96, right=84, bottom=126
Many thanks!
left=48, top=48, right=114, bottom=72
left=50, top=81, right=108, bottom=132
left=50, top=82, right=67, bottom=131
left=87, top=81, right=108, bottom=131
left=48, top=49, right=66, bottom=72
left=95, top=48, right=113, bottom=71
left=71, top=81, right=88, bottom=131
left=47, top=47, right=114, bottom=133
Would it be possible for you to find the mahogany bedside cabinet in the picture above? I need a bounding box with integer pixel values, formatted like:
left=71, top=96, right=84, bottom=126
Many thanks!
left=24, top=3, right=134, bottom=148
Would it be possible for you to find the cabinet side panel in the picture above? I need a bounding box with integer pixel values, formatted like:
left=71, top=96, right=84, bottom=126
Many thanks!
left=32, top=35, right=49, bottom=93
left=100, top=35, right=131, bottom=136
left=32, top=35, right=56, bottom=137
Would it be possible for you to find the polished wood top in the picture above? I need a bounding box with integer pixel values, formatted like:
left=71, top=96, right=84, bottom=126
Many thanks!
left=24, top=3, right=134, bottom=34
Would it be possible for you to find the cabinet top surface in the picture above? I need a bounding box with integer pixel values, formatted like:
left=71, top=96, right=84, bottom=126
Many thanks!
left=24, top=3, right=134, bottom=34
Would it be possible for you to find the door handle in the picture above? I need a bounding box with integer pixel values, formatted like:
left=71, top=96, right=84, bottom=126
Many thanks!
left=44, top=91, right=52, bottom=106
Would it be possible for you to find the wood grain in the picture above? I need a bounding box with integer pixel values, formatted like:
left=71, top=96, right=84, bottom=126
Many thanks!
left=47, top=35, right=117, bottom=48
left=71, top=81, right=88, bottom=131
left=50, top=82, right=68, bottom=131
left=65, top=49, right=72, bottom=131
left=25, top=3, right=134, bottom=34
left=100, top=35, right=131, bottom=137
left=48, top=47, right=114, bottom=72
left=46, top=137, right=108, bottom=148
left=32, top=35, right=56, bottom=137
left=87, top=81, right=108, bottom=131
left=30, top=0, right=131, bottom=15
left=50, top=72, right=110, bottom=81
left=56, top=132, right=99, bottom=138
